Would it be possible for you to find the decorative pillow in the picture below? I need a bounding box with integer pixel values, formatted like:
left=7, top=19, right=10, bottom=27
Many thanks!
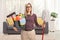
left=37, top=17, right=44, bottom=26
left=6, top=17, right=14, bottom=26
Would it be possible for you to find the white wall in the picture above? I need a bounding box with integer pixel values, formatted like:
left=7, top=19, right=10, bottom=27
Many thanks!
left=0, top=0, right=6, bottom=34
left=45, top=0, right=60, bottom=30
left=33, top=0, right=45, bottom=17
left=55, top=0, right=60, bottom=30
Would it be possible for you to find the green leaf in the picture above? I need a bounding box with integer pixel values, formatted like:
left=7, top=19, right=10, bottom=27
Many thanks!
left=51, top=12, right=58, bottom=18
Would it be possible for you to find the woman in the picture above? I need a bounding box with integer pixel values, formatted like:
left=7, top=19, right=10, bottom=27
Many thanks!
left=21, top=3, right=45, bottom=40
left=13, top=3, right=45, bottom=40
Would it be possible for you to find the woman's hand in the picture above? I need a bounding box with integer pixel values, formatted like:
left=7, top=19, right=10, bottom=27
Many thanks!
left=13, top=27, right=18, bottom=32
left=42, top=23, right=46, bottom=28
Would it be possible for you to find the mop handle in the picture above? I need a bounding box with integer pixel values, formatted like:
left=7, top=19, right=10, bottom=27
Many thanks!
left=42, top=21, right=45, bottom=40
left=42, top=27, right=44, bottom=40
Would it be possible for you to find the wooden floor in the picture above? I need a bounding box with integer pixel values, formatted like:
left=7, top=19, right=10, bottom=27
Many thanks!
left=0, top=30, right=59, bottom=40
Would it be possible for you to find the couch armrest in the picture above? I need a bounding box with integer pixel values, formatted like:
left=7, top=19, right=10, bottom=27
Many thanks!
left=44, top=22, right=49, bottom=34
left=3, top=22, right=8, bottom=34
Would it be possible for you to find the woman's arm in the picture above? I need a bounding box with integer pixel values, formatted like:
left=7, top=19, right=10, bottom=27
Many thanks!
left=34, top=14, right=46, bottom=28
left=34, top=14, right=41, bottom=27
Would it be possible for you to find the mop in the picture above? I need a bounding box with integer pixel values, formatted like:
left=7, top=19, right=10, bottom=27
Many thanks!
left=37, top=18, right=45, bottom=40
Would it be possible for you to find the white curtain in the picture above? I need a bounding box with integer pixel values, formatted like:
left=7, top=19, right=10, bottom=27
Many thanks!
left=5, top=0, right=20, bottom=15
left=46, top=0, right=60, bottom=30
left=55, top=0, right=60, bottom=30
left=33, top=0, right=45, bottom=17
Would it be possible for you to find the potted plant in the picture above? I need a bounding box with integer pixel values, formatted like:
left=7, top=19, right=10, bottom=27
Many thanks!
left=50, top=12, right=58, bottom=32
left=51, top=12, right=58, bottom=21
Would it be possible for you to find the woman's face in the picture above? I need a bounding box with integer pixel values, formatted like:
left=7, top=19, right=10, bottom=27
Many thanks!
left=26, top=5, right=32, bottom=12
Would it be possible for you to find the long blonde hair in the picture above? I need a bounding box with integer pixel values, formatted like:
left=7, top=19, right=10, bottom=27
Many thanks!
left=24, top=3, right=32, bottom=16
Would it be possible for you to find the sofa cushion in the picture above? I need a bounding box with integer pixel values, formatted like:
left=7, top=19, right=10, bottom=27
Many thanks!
left=8, top=27, right=13, bottom=30
left=35, top=26, right=42, bottom=29
left=8, top=21, right=20, bottom=30
left=37, top=17, right=44, bottom=26
left=6, top=17, right=14, bottom=27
